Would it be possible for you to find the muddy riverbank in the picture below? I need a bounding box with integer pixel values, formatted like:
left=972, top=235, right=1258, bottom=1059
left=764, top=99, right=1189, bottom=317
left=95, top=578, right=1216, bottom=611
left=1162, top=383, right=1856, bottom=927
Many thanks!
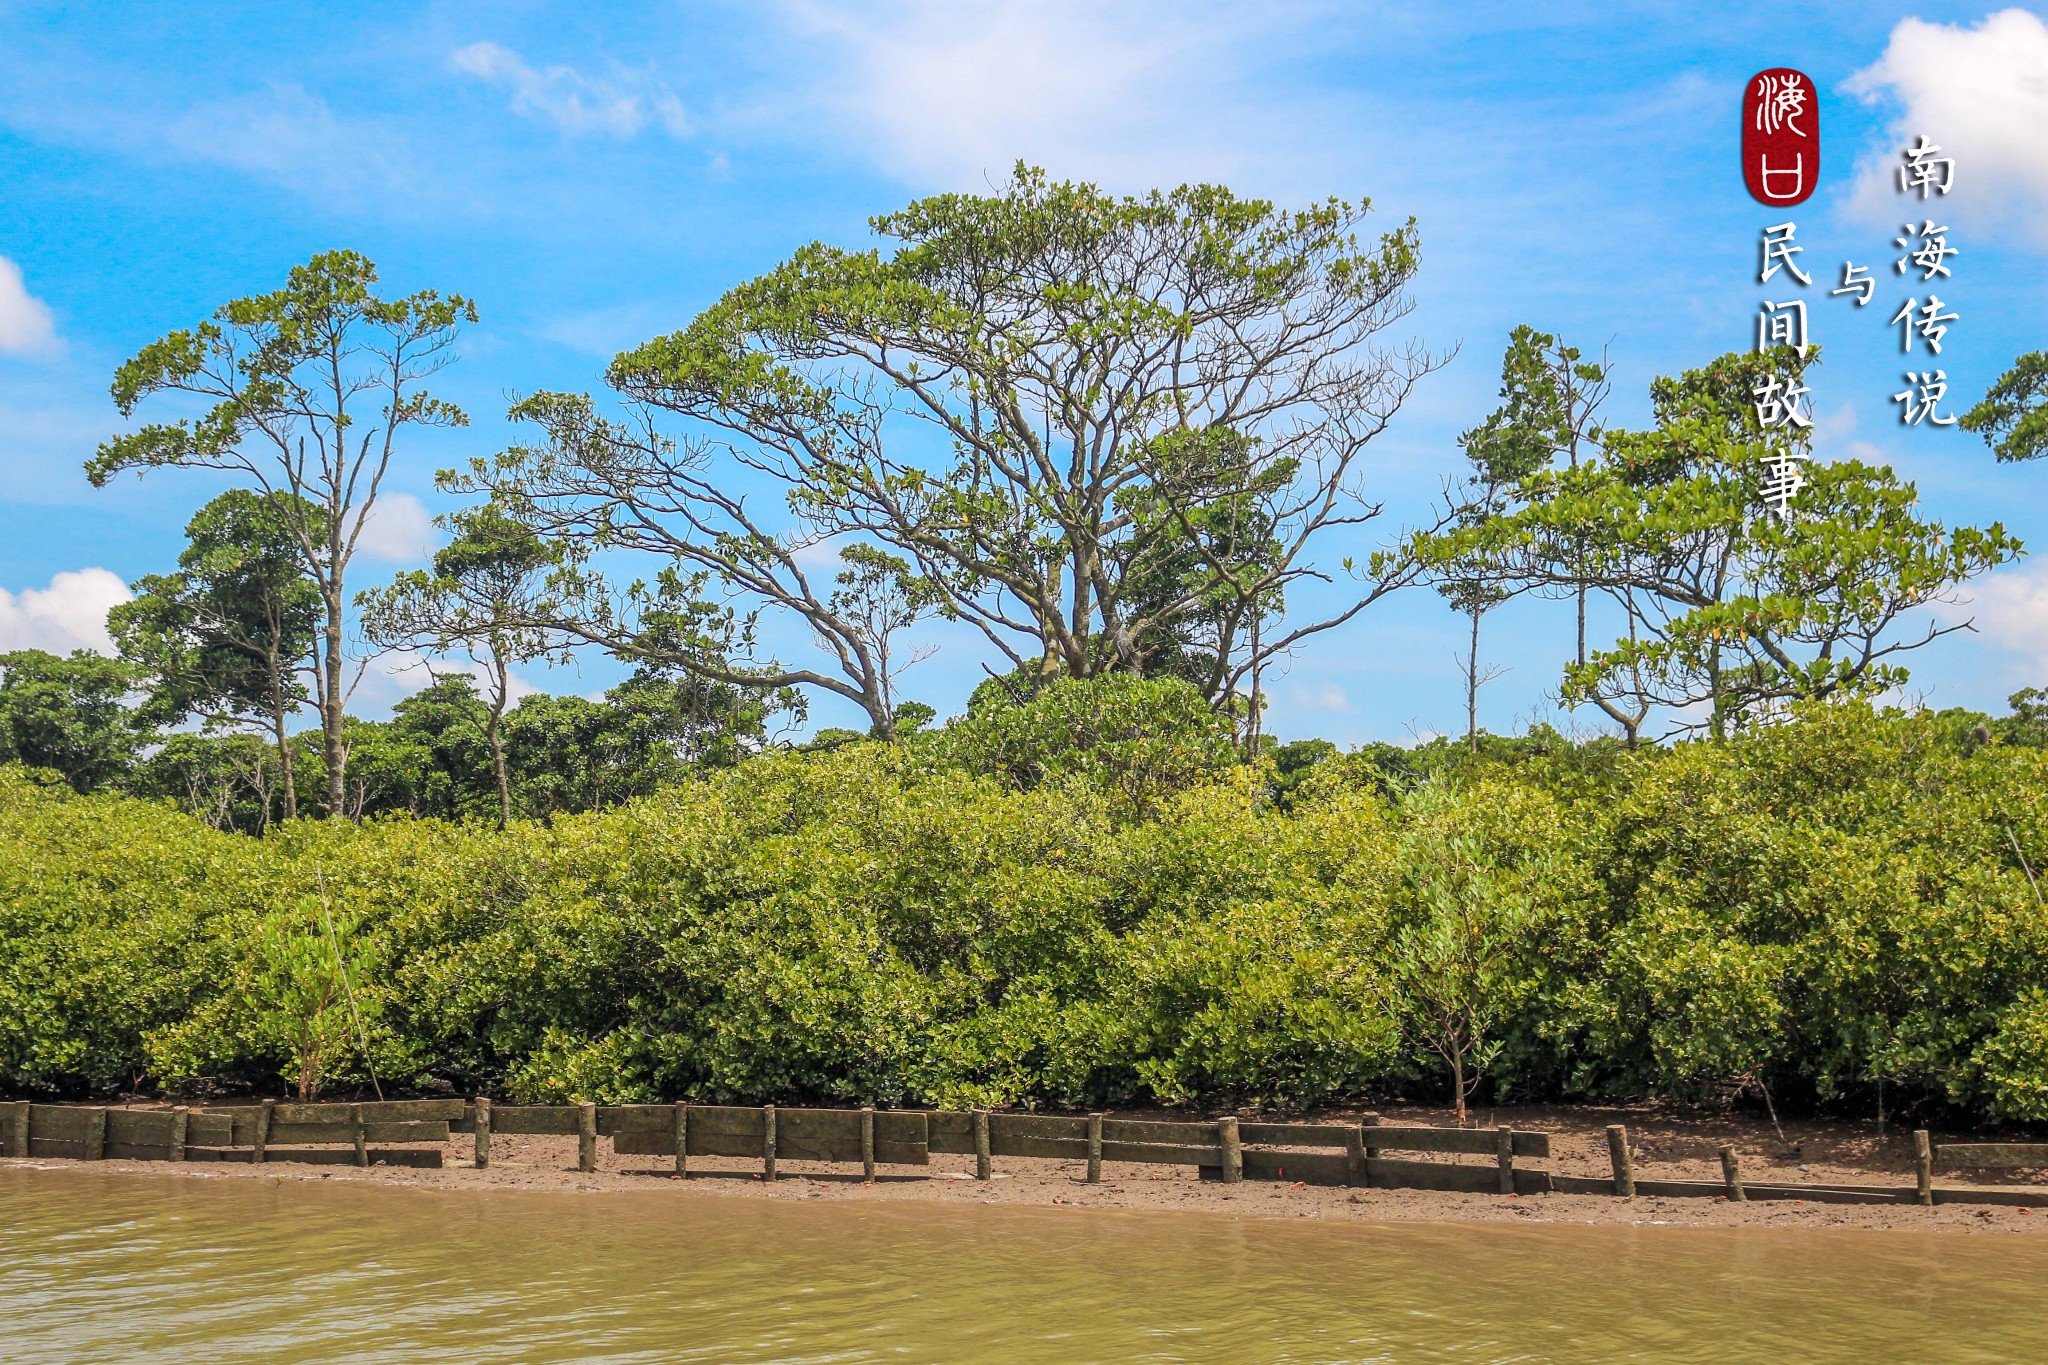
left=10, top=1099, right=2046, bottom=1233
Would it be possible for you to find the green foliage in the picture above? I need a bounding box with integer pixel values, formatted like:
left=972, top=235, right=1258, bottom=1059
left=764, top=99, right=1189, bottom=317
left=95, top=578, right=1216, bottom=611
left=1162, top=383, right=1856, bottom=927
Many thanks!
left=939, top=674, right=1242, bottom=820
left=7, top=698, right=2048, bottom=1129
left=0, top=650, right=142, bottom=793
left=1962, top=350, right=2048, bottom=464
left=1408, top=347, right=2021, bottom=738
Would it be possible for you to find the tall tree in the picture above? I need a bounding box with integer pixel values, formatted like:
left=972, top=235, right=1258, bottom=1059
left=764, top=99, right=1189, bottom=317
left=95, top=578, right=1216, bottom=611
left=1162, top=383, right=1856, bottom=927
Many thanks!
left=359, top=506, right=563, bottom=825
left=87, top=250, right=476, bottom=816
left=1962, top=350, right=2048, bottom=464
left=1428, top=326, right=1615, bottom=743
left=108, top=489, right=322, bottom=822
left=455, top=168, right=1441, bottom=736
left=1411, top=349, right=2021, bottom=739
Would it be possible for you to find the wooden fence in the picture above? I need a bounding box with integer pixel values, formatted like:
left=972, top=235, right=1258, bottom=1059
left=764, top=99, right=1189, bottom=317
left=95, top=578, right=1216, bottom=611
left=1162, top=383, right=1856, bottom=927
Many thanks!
left=5, top=1100, right=2046, bottom=1208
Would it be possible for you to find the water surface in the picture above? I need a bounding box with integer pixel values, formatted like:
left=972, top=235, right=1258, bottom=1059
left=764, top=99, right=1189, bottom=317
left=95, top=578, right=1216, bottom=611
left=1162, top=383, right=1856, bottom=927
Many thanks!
left=2, top=1167, right=2039, bottom=1362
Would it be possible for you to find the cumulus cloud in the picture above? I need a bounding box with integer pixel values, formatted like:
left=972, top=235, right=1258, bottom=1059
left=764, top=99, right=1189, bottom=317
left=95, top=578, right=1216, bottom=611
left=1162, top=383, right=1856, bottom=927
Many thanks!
left=451, top=42, right=689, bottom=138
left=0, top=568, right=130, bottom=655
left=352, top=492, right=440, bottom=564
left=0, top=255, right=58, bottom=356
left=1844, top=10, right=2048, bottom=241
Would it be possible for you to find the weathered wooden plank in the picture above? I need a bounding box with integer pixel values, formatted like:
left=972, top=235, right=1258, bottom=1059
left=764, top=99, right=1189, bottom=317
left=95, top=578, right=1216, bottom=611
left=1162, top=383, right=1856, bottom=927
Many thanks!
left=973, top=1109, right=990, bottom=1181
left=597, top=1105, right=676, bottom=1136
left=1099, top=1140, right=1223, bottom=1166
left=875, top=1112, right=927, bottom=1148
left=105, top=1110, right=179, bottom=1148
left=266, top=1120, right=450, bottom=1145
left=1935, top=1143, right=2048, bottom=1169
left=26, top=1138, right=89, bottom=1159
left=1933, top=1185, right=2048, bottom=1208
left=926, top=1110, right=976, bottom=1153
left=1100, top=1119, right=1219, bottom=1146
left=683, top=1105, right=768, bottom=1138
left=988, top=1132, right=1089, bottom=1161
left=578, top=1103, right=597, bottom=1173
left=184, top=1146, right=445, bottom=1169
left=486, top=1106, right=582, bottom=1136
left=1366, top=1157, right=1508, bottom=1195
left=186, top=1112, right=233, bottom=1148
left=987, top=1113, right=1089, bottom=1142
left=3, top=1100, right=29, bottom=1158
left=1368, top=1125, right=1551, bottom=1158
left=102, top=1142, right=170, bottom=1161
left=1238, top=1123, right=1354, bottom=1148
left=272, top=1100, right=467, bottom=1124
left=1232, top=1122, right=1550, bottom=1158
left=776, top=1108, right=865, bottom=1142
left=1549, top=1173, right=1920, bottom=1205
left=28, top=1104, right=99, bottom=1142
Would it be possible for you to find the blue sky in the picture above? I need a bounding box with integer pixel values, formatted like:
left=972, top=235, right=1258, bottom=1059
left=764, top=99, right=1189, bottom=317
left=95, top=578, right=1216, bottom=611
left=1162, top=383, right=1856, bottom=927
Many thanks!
left=2, top=1, right=2045, bottom=744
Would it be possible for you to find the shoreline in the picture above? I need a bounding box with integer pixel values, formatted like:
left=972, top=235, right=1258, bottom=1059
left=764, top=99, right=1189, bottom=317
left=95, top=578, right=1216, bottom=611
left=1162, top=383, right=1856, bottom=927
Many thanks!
left=9, top=1099, right=2048, bottom=1234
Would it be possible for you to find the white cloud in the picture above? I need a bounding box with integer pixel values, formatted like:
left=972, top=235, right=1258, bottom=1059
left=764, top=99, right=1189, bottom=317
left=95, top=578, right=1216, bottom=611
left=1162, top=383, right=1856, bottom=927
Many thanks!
left=451, top=42, right=689, bottom=139
left=353, top=492, right=440, bottom=564
left=0, top=568, right=130, bottom=655
left=1948, top=556, right=2048, bottom=672
left=1844, top=10, right=2048, bottom=241
left=164, top=83, right=421, bottom=204
left=772, top=0, right=1329, bottom=189
left=0, top=255, right=58, bottom=356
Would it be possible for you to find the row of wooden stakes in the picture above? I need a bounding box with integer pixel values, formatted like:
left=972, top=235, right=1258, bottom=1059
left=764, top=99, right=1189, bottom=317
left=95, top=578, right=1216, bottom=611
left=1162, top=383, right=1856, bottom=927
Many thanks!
left=7, top=1099, right=2046, bottom=1207
left=0, top=1099, right=1552, bottom=1193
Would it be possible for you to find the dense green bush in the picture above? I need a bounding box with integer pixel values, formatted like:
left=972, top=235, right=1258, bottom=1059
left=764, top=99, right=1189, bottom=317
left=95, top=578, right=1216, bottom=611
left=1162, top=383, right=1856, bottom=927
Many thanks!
left=3, top=697, right=2047, bottom=1128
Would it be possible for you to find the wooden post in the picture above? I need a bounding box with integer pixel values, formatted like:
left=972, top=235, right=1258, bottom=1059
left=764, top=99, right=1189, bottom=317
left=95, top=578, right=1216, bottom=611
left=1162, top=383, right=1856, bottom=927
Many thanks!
left=762, top=1104, right=777, bottom=1182
left=973, top=1108, right=991, bottom=1182
left=1086, top=1112, right=1103, bottom=1185
left=860, top=1106, right=876, bottom=1183
left=253, top=1098, right=274, bottom=1164
left=1495, top=1125, right=1516, bottom=1195
left=1914, top=1129, right=1934, bottom=1207
left=1219, top=1116, right=1243, bottom=1184
left=577, top=1102, right=597, bottom=1173
left=4, top=1101, right=27, bottom=1158
left=170, top=1108, right=188, bottom=1163
left=1345, top=1123, right=1368, bottom=1188
left=1606, top=1124, right=1633, bottom=1198
left=673, top=1102, right=688, bottom=1179
left=85, top=1107, right=106, bottom=1161
left=1361, top=1112, right=1382, bottom=1189
left=473, top=1096, right=492, bottom=1169
left=1718, top=1145, right=1746, bottom=1202
left=351, top=1103, right=368, bottom=1167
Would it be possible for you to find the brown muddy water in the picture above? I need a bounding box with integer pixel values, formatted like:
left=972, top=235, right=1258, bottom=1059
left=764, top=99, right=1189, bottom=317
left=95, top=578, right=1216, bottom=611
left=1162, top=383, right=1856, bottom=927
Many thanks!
left=2, top=1168, right=2043, bottom=1362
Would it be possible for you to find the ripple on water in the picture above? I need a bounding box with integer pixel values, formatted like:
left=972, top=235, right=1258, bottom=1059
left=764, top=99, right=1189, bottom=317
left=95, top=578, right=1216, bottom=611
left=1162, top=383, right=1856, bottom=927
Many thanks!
left=2, top=1168, right=2044, bottom=1363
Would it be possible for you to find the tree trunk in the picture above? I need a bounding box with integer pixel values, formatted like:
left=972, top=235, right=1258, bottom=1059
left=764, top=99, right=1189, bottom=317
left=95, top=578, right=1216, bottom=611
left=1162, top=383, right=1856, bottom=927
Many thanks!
left=1466, top=603, right=1482, bottom=752
left=270, top=660, right=298, bottom=824
left=1451, top=1048, right=1467, bottom=1124
left=488, top=656, right=512, bottom=828
left=321, top=598, right=346, bottom=816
